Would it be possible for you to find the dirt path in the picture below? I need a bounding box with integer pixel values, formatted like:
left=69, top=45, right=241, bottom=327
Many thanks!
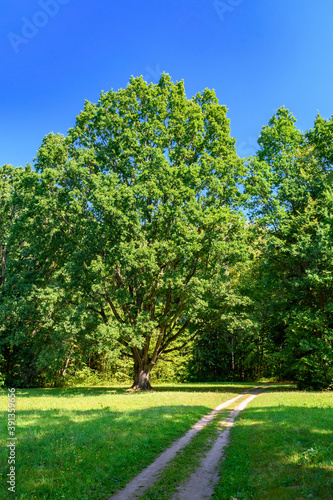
left=171, top=386, right=269, bottom=500
left=108, top=386, right=268, bottom=500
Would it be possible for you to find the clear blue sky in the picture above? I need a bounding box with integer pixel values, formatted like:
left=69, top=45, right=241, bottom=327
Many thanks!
left=2, top=0, right=333, bottom=167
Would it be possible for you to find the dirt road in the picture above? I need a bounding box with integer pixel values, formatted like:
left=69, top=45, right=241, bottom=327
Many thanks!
left=171, top=387, right=269, bottom=499
left=108, top=386, right=269, bottom=500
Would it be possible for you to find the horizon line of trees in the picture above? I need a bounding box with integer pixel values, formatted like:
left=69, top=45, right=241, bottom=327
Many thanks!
left=1, top=75, right=332, bottom=390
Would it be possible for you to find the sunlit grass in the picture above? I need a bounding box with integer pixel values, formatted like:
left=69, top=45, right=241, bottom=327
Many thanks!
left=213, top=390, right=333, bottom=499
left=0, top=382, right=254, bottom=499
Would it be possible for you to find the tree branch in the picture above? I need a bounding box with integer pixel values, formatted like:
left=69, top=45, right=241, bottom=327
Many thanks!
left=163, top=332, right=198, bottom=354
left=104, top=289, right=125, bottom=324
left=159, top=320, right=190, bottom=353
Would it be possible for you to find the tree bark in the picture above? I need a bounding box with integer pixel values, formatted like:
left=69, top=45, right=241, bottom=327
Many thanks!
left=1, top=244, right=6, bottom=286
left=131, top=358, right=152, bottom=391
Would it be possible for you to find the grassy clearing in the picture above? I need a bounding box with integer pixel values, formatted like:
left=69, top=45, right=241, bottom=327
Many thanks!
left=0, top=382, right=254, bottom=499
left=213, top=388, right=333, bottom=500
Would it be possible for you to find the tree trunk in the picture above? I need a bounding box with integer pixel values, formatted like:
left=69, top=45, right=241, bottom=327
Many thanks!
left=62, top=351, right=72, bottom=377
left=131, top=359, right=152, bottom=390
left=1, top=244, right=6, bottom=286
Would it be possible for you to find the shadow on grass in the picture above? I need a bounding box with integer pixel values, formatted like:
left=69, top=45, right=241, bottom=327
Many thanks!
left=142, top=382, right=295, bottom=394
left=153, top=383, right=260, bottom=394
left=8, top=386, right=128, bottom=398
left=10, top=382, right=295, bottom=399
left=261, top=383, right=297, bottom=393
left=1, top=403, right=213, bottom=500
left=214, top=402, right=333, bottom=500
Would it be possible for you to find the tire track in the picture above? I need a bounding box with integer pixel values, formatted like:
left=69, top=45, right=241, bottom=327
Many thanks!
left=171, top=386, right=270, bottom=500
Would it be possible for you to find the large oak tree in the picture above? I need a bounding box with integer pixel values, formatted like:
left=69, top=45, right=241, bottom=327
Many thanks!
left=16, top=74, right=246, bottom=389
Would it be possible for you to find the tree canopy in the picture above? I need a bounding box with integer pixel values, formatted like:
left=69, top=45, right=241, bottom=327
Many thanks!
left=1, top=75, right=249, bottom=389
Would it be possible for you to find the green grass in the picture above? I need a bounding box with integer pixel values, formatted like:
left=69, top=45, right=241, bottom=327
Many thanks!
left=5, top=383, right=329, bottom=499
left=0, top=382, right=255, bottom=499
left=213, top=389, right=333, bottom=500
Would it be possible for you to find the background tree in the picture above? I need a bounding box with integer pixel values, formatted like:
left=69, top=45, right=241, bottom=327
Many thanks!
left=188, top=224, right=271, bottom=383
left=0, top=164, right=34, bottom=385
left=0, top=150, right=122, bottom=387
left=245, top=107, right=333, bottom=389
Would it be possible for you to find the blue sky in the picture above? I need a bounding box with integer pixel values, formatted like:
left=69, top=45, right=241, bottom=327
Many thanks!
left=1, top=0, right=333, bottom=167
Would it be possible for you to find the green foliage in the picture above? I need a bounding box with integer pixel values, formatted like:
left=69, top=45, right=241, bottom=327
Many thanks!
left=1, top=80, right=333, bottom=390
left=245, top=107, right=333, bottom=390
left=1, top=74, right=247, bottom=388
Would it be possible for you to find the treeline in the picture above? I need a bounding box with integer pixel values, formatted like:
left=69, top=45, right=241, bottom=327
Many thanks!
left=1, top=75, right=332, bottom=390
